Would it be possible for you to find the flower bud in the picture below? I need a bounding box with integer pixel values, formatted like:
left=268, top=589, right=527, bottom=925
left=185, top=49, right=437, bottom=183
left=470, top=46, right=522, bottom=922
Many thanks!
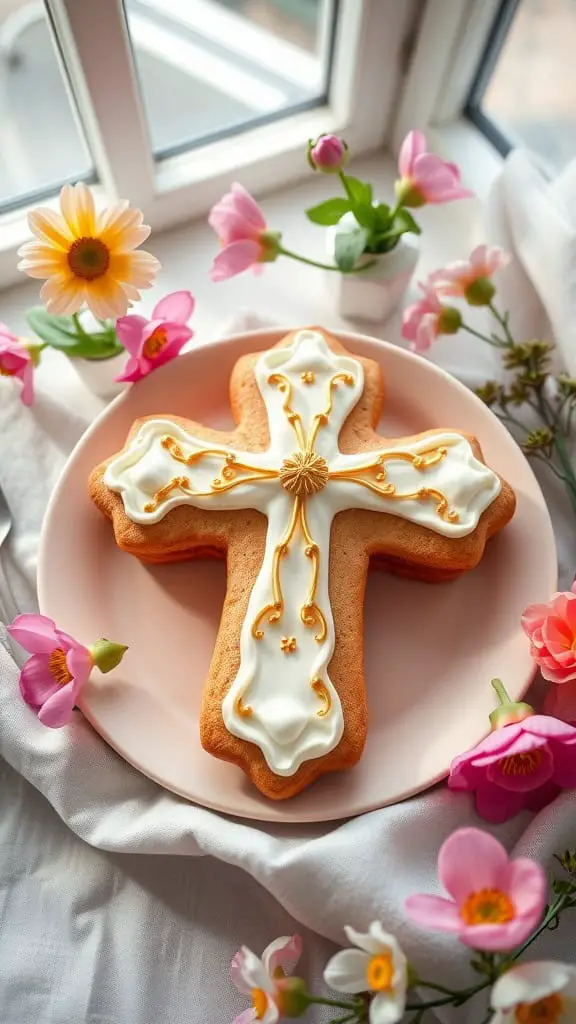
left=394, top=178, right=426, bottom=208
left=307, top=134, right=348, bottom=173
left=464, top=277, right=496, bottom=306
left=275, top=977, right=311, bottom=1017
left=89, top=639, right=128, bottom=674
left=437, top=306, right=462, bottom=335
left=489, top=678, right=534, bottom=730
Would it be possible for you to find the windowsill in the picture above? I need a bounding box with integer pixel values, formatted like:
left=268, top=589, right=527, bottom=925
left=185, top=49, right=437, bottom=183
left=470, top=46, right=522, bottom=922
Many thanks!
left=1, top=151, right=502, bottom=419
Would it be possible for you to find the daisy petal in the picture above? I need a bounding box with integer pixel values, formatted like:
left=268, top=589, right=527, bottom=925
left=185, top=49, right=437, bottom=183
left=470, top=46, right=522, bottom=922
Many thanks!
left=370, top=990, right=405, bottom=1024
left=492, top=962, right=572, bottom=1011
left=323, top=949, right=370, bottom=993
left=28, top=208, right=72, bottom=249
left=263, top=935, right=302, bottom=977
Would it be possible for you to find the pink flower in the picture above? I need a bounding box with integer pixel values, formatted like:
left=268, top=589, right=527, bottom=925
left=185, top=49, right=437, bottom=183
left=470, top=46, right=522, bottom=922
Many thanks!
left=396, top=130, right=474, bottom=206
left=405, top=827, right=546, bottom=951
left=115, top=290, right=195, bottom=383
left=8, top=613, right=93, bottom=727
left=209, top=183, right=280, bottom=282
left=230, top=935, right=302, bottom=1024
left=307, top=134, right=348, bottom=173
left=401, top=280, right=462, bottom=353
left=0, top=326, right=35, bottom=405
left=431, top=245, right=510, bottom=299
left=522, top=583, right=576, bottom=684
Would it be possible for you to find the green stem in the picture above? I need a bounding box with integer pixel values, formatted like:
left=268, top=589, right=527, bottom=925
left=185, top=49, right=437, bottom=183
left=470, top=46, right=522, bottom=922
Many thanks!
left=306, top=995, right=360, bottom=1011
left=510, top=894, right=570, bottom=962
left=338, top=170, right=353, bottom=202
left=278, top=246, right=377, bottom=274
left=461, top=322, right=506, bottom=348
left=488, top=301, right=515, bottom=347
left=328, top=1014, right=358, bottom=1024
left=388, top=199, right=403, bottom=222
left=72, top=311, right=89, bottom=338
left=417, top=980, right=460, bottom=996
left=491, top=678, right=512, bottom=705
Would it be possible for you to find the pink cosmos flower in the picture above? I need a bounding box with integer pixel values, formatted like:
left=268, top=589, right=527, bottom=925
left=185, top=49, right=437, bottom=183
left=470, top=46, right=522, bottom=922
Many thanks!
left=0, top=326, right=34, bottom=405
left=396, top=130, right=474, bottom=206
left=115, top=290, right=195, bottom=383
left=522, top=583, right=576, bottom=684
left=230, top=935, right=302, bottom=1024
left=449, top=713, right=576, bottom=823
left=401, top=281, right=462, bottom=353
left=8, top=613, right=93, bottom=727
left=209, top=183, right=279, bottom=282
left=405, top=827, right=546, bottom=951
left=307, top=134, right=348, bottom=173
left=431, top=244, right=510, bottom=298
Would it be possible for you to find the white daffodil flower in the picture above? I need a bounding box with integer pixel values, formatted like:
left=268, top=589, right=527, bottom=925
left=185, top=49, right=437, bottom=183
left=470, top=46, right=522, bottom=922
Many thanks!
left=323, top=922, right=407, bottom=1024
left=491, top=961, right=576, bottom=1023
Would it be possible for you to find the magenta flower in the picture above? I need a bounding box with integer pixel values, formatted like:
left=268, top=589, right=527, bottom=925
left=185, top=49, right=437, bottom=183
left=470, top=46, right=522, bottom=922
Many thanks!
left=230, top=935, right=303, bottom=1024
left=115, top=290, right=195, bottom=383
left=307, top=134, right=348, bottom=173
left=401, top=280, right=462, bottom=353
left=396, top=130, right=474, bottom=207
left=431, top=245, right=510, bottom=300
left=0, top=326, right=35, bottom=405
left=209, top=183, right=280, bottom=282
left=8, top=613, right=94, bottom=727
left=522, top=583, right=576, bottom=684
left=405, top=827, right=546, bottom=951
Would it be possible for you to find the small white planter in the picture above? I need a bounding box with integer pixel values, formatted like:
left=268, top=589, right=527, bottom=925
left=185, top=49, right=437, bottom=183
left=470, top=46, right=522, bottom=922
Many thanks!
left=327, top=215, right=420, bottom=323
left=68, top=350, right=127, bottom=401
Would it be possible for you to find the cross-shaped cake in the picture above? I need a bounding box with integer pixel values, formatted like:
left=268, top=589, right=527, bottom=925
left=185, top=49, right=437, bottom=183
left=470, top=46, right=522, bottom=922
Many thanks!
left=90, top=328, right=515, bottom=799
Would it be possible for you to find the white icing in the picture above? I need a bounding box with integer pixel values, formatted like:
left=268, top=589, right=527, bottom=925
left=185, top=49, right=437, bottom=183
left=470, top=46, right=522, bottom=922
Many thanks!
left=104, top=329, right=502, bottom=777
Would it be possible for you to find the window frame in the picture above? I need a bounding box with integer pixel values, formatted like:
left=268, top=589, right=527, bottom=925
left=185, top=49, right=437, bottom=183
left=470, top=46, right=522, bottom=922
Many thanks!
left=0, top=0, right=416, bottom=289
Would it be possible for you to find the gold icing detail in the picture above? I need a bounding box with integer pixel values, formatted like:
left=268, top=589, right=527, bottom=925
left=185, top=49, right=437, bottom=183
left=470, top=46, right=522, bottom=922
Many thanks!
left=268, top=374, right=306, bottom=448
left=311, top=678, right=331, bottom=717
left=301, top=371, right=315, bottom=384
left=299, top=501, right=326, bottom=642
left=329, top=445, right=460, bottom=524
left=144, top=476, right=192, bottom=512
left=251, top=496, right=301, bottom=639
left=280, top=450, right=329, bottom=496
left=307, top=372, right=354, bottom=451
left=234, top=693, right=253, bottom=717
left=280, top=636, right=297, bottom=654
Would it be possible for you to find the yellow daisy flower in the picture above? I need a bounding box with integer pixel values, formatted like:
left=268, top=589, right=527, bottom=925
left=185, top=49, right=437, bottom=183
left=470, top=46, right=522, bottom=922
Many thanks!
left=17, top=183, right=161, bottom=319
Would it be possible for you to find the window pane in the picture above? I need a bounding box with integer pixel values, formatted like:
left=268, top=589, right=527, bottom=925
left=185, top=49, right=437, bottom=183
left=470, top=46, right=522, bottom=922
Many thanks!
left=124, top=0, right=334, bottom=158
left=0, top=0, right=93, bottom=211
left=471, top=0, right=576, bottom=173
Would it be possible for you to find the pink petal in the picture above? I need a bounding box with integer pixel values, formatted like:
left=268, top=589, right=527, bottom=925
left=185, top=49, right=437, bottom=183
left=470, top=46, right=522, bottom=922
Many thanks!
left=438, top=828, right=510, bottom=904
left=19, top=654, right=59, bottom=708
left=461, top=723, right=523, bottom=761
left=152, top=325, right=193, bottom=369
left=19, top=361, right=35, bottom=406
left=524, top=715, right=576, bottom=740
left=230, top=949, right=252, bottom=996
left=398, top=130, right=426, bottom=177
left=506, top=857, right=547, bottom=917
left=233, top=1010, right=257, bottom=1024
left=525, top=780, right=561, bottom=812
left=459, top=915, right=540, bottom=952
left=66, top=645, right=92, bottom=687
left=486, top=744, right=554, bottom=792
left=8, top=613, right=60, bottom=653
left=542, top=616, right=573, bottom=651
left=540, top=659, right=576, bottom=684
left=210, top=240, right=262, bottom=282
left=475, top=781, right=527, bottom=823
left=521, top=603, right=551, bottom=636
left=115, top=356, right=144, bottom=383
left=152, top=290, right=195, bottom=324
left=404, top=894, right=461, bottom=932
left=550, top=740, right=576, bottom=787
left=414, top=313, right=439, bottom=352
left=115, top=315, right=148, bottom=356
left=38, top=681, right=79, bottom=728
left=263, top=935, right=302, bottom=977
left=230, top=183, right=267, bottom=231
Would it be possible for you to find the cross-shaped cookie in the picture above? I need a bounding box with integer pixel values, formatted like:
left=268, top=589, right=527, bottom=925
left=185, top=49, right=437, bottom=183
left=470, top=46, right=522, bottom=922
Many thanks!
left=90, top=328, right=515, bottom=799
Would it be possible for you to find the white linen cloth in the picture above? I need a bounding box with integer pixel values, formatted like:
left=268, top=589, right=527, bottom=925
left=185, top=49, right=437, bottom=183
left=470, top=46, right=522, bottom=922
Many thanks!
left=1, top=289, right=576, bottom=1021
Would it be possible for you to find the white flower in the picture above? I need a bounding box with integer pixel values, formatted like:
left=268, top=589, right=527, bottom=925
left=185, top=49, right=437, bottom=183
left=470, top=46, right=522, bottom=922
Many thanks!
left=323, top=922, right=407, bottom=1024
left=230, top=935, right=302, bottom=1024
left=491, top=961, right=576, bottom=1023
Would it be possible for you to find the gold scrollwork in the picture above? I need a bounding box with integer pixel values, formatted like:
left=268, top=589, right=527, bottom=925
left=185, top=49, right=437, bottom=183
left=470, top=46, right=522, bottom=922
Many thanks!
left=307, top=372, right=355, bottom=451
left=268, top=374, right=306, bottom=448
left=311, top=678, right=331, bottom=717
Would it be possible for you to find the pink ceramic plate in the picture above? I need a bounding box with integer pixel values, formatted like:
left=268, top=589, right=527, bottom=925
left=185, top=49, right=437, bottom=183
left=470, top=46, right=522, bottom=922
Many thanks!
left=38, top=328, right=557, bottom=822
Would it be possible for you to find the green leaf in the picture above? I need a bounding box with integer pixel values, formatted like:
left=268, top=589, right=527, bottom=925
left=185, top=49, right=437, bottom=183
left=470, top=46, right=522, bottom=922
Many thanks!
left=342, top=175, right=372, bottom=207
left=305, top=197, right=351, bottom=225
left=351, top=201, right=376, bottom=231
left=65, top=337, right=124, bottom=360
left=334, top=227, right=367, bottom=271
left=25, top=306, right=123, bottom=358
left=374, top=203, right=392, bottom=230
left=394, top=208, right=422, bottom=235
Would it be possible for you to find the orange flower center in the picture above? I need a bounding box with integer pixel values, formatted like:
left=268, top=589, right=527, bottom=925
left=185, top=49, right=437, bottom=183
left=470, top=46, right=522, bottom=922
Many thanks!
left=0, top=364, right=14, bottom=377
left=143, top=326, right=168, bottom=359
left=67, top=236, right=110, bottom=281
left=251, top=989, right=268, bottom=1020
left=516, top=994, right=564, bottom=1022
left=460, top=888, right=515, bottom=925
left=366, top=953, right=394, bottom=992
left=48, top=647, right=73, bottom=686
left=499, top=750, right=542, bottom=776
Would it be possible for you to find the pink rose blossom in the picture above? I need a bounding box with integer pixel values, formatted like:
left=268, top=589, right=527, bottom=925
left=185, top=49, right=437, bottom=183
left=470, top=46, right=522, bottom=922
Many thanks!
left=230, top=935, right=302, bottom=1024
left=405, top=827, right=546, bottom=951
left=308, top=134, right=348, bottom=173
left=401, top=280, right=462, bottom=353
left=522, top=584, right=576, bottom=684
left=449, top=714, right=576, bottom=822
left=115, top=290, right=195, bottom=383
left=431, top=244, right=510, bottom=297
left=396, top=130, right=474, bottom=206
left=8, top=613, right=93, bottom=727
left=209, top=183, right=279, bottom=282
left=0, top=326, right=35, bottom=405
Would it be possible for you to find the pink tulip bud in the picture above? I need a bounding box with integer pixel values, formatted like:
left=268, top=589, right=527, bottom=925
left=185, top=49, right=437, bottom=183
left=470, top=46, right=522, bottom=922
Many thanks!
left=307, top=134, right=348, bottom=173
